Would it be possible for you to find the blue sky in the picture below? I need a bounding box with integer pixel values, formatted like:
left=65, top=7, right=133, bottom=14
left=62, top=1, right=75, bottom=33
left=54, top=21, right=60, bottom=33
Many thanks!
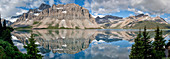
left=0, top=0, right=169, bottom=22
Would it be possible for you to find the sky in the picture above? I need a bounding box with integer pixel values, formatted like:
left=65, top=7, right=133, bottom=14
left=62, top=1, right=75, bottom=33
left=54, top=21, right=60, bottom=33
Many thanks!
left=0, top=0, right=170, bottom=22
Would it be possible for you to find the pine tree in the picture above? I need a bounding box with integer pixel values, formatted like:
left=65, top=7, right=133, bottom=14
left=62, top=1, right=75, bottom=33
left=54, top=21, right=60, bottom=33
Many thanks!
left=129, top=29, right=145, bottom=59
left=24, top=33, right=42, bottom=59
left=3, top=20, right=6, bottom=29
left=142, top=26, right=152, bottom=59
left=0, top=14, right=2, bottom=29
left=152, top=26, right=166, bottom=58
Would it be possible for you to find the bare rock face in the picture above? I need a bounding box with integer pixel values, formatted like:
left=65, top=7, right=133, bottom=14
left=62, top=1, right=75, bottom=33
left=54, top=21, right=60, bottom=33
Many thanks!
left=12, top=3, right=100, bottom=29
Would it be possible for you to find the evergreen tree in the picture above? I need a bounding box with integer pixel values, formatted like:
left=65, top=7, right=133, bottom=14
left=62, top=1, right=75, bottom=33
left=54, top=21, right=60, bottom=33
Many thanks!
left=142, top=26, right=152, bottom=59
left=24, top=33, right=42, bottom=59
left=129, top=29, right=145, bottom=59
left=0, top=14, right=2, bottom=29
left=1, top=29, right=14, bottom=45
left=152, top=26, right=166, bottom=58
left=3, top=20, right=6, bottom=29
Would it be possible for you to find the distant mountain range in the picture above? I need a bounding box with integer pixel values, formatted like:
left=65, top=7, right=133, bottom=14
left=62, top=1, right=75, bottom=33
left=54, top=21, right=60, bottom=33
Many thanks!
left=96, top=14, right=169, bottom=29
left=8, top=3, right=170, bottom=29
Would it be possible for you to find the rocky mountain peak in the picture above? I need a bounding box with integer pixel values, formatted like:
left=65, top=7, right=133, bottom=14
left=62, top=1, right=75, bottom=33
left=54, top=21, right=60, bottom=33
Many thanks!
left=104, top=15, right=123, bottom=19
left=38, top=3, right=51, bottom=10
left=135, top=14, right=148, bottom=17
left=128, top=14, right=149, bottom=19
left=96, top=16, right=100, bottom=19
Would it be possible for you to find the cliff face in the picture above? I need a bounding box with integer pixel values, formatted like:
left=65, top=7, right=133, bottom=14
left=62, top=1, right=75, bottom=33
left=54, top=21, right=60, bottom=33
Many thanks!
left=12, top=3, right=100, bottom=29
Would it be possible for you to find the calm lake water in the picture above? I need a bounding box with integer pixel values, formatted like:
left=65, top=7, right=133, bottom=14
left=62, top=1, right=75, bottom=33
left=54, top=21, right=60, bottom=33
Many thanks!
left=11, top=29, right=170, bottom=59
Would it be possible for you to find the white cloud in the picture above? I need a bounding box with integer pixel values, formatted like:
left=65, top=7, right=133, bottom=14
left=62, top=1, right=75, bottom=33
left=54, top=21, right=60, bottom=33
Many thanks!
left=49, top=0, right=54, bottom=6
left=128, top=8, right=144, bottom=14
left=0, top=0, right=45, bottom=19
left=84, top=0, right=130, bottom=14
left=129, top=14, right=134, bottom=16
left=16, top=9, right=28, bottom=15
left=84, top=0, right=170, bottom=15
left=60, top=0, right=75, bottom=4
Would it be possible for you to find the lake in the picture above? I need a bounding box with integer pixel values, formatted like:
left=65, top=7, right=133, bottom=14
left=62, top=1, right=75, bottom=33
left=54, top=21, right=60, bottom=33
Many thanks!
left=11, top=29, right=170, bottom=59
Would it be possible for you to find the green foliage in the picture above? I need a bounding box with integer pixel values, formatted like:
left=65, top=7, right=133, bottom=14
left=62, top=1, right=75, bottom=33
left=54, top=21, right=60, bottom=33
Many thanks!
left=152, top=26, right=166, bottom=58
left=75, top=26, right=80, bottom=29
left=33, top=21, right=39, bottom=25
left=15, top=26, right=33, bottom=29
left=24, top=34, right=42, bottom=59
left=0, top=29, right=14, bottom=45
left=129, top=29, right=145, bottom=59
left=142, top=26, right=153, bottom=59
left=0, top=40, right=27, bottom=59
left=85, top=27, right=101, bottom=29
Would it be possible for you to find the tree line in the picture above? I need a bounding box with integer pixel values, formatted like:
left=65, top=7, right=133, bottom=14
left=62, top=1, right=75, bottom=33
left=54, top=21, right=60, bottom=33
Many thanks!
left=0, top=17, right=42, bottom=59
left=129, top=26, right=170, bottom=59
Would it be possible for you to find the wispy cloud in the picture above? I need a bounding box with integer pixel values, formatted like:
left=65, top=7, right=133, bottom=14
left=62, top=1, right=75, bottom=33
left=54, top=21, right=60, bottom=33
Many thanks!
left=0, top=0, right=45, bottom=18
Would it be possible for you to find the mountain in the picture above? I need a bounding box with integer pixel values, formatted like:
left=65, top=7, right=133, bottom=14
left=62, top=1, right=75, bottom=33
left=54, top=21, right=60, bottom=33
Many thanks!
left=97, top=14, right=169, bottom=29
left=95, top=15, right=123, bottom=24
left=11, top=3, right=100, bottom=29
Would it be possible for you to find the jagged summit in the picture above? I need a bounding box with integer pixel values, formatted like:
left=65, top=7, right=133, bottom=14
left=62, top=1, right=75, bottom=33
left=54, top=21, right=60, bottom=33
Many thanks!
left=38, top=3, right=51, bottom=10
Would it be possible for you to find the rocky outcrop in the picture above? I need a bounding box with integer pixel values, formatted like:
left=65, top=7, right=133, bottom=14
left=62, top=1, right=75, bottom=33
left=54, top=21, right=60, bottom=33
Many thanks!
left=12, top=3, right=100, bottom=29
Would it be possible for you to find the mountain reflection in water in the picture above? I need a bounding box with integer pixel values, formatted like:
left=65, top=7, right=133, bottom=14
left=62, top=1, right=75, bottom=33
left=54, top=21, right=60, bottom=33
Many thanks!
left=11, top=29, right=170, bottom=59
